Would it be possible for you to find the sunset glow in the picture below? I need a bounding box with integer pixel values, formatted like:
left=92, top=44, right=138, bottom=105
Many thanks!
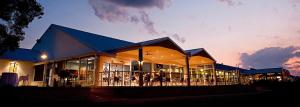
left=21, top=0, right=300, bottom=75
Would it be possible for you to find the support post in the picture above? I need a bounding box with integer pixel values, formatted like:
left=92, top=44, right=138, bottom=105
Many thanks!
left=212, top=63, right=217, bottom=85
left=138, top=48, right=144, bottom=86
left=43, top=63, right=48, bottom=87
left=185, top=52, right=191, bottom=86
left=94, top=55, right=100, bottom=87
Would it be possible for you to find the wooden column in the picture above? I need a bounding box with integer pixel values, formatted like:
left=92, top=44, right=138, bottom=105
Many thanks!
left=212, top=63, right=217, bottom=85
left=129, top=59, right=132, bottom=86
left=169, top=65, right=172, bottom=86
left=223, top=71, right=226, bottom=85
left=43, top=63, right=48, bottom=87
left=185, top=52, right=191, bottom=86
left=138, top=48, right=144, bottom=86
left=108, top=63, right=111, bottom=86
left=94, top=55, right=100, bottom=87
left=48, top=62, right=55, bottom=87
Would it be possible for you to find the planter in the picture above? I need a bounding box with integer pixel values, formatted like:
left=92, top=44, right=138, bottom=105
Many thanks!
left=0, top=72, right=18, bottom=87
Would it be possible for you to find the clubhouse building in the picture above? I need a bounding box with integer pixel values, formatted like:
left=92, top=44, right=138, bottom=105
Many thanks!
left=0, top=24, right=291, bottom=87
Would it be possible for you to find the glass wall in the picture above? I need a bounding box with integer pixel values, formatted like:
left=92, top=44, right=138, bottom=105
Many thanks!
left=99, top=60, right=186, bottom=87
left=190, top=64, right=214, bottom=86
left=62, top=56, right=95, bottom=87
left=216, top=70, right=239, bottom=85
left=100, top=62, right=131, bottom=86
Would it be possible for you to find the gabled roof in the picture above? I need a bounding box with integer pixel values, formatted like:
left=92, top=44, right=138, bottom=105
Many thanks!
left=241, top=68, right=284, bottom=75
left=0, top=48, right=40, bottom=62
left=138, top=37, right=186, bottom=54
left=186, top=48, right=216, bottom=61
left=186, top=48, right=204, bottom=56
left=109, top=37, right=186, bottom=54
left=138, top=37, right=172, bottom=45
left=50, top=24, right=135, bottom=52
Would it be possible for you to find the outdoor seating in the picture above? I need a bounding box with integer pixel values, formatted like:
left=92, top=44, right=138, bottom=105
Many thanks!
left=19, top=74, right=29, bottom=86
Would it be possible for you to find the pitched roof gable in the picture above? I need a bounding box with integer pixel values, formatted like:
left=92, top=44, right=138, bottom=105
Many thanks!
left=51, top=24, right=135, bottom=52
left=186, top=48, right=216, bottom=61
left=138, top=37, right=186, bottom=54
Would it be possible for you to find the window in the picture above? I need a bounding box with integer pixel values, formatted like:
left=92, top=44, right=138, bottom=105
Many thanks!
left=34, top=65, right=44, bottom=81
left=66, top=60, right=79, bottom=70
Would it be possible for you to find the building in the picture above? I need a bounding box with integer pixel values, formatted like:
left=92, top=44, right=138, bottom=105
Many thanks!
left=0, top=24, right=217, bottom=87
left=240, top=68, right=291, bottom=84
left=0, top=24, right=293, bottom=87
left=215, top=63, right=244, bottom=85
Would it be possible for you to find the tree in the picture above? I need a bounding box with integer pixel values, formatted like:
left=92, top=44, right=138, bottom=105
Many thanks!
left=0, top=0, right=43, bottom=54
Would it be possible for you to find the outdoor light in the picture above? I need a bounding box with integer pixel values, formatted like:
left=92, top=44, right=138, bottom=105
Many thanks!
left=41, top=53, right=48, bottom=60
left=200, top=69, right=204, bottom=72
left=138, top=61, right=143, bottom=65
left=9, top=61, right=18, bottom=72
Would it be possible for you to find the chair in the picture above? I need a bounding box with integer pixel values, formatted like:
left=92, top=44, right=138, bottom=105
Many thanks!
left=19, top=74, right=29, bottom=86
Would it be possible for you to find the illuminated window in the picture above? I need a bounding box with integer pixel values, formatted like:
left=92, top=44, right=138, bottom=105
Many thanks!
left=9, top=61, right=18, bottom=72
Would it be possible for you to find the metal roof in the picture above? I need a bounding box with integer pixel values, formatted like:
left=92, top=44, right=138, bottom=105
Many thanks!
left=52, top=24, right=135, bottom=52
left=185, top=48, right=204, bottom=56
left=1, top=24, right=217, bottom=63
left=241, top=68, right=284, bottom=75
left=215, top=63, right=246, bottom=72
left=186, top=48, right=216, bottom=61
left=138, top=37, right=186, bottom=54
left=0, top=48, right=40, bottom=62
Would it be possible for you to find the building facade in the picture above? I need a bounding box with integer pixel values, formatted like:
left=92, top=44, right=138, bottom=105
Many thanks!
left=0, top=24, right=217, bottom=87
left=0, top=24, right=292, bottom=87
left=240, top=68, right=291, bottom=84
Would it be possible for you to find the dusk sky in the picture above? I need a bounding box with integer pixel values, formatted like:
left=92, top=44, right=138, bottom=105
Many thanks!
left=21, top=0, right=300, bottom=76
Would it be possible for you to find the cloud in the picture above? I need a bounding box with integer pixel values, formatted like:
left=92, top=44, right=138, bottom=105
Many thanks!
left=286, top=63, right=300, bottom=76
left=88, top=0, right=185, bottom=43
left=228, top=26, right=231, bottom=31
left=108, top=0, right=170, bottom=9
left=218, top=0, right=242, bottom=6
left=289, top=0, right=300, bottom=8
left=172, top=33, right=186, bottom=43
left=139, top=11, right=158, bottom=35
left=240, top=46, right=300, bottom=69
left=161, top=31, right=186, bottom=43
